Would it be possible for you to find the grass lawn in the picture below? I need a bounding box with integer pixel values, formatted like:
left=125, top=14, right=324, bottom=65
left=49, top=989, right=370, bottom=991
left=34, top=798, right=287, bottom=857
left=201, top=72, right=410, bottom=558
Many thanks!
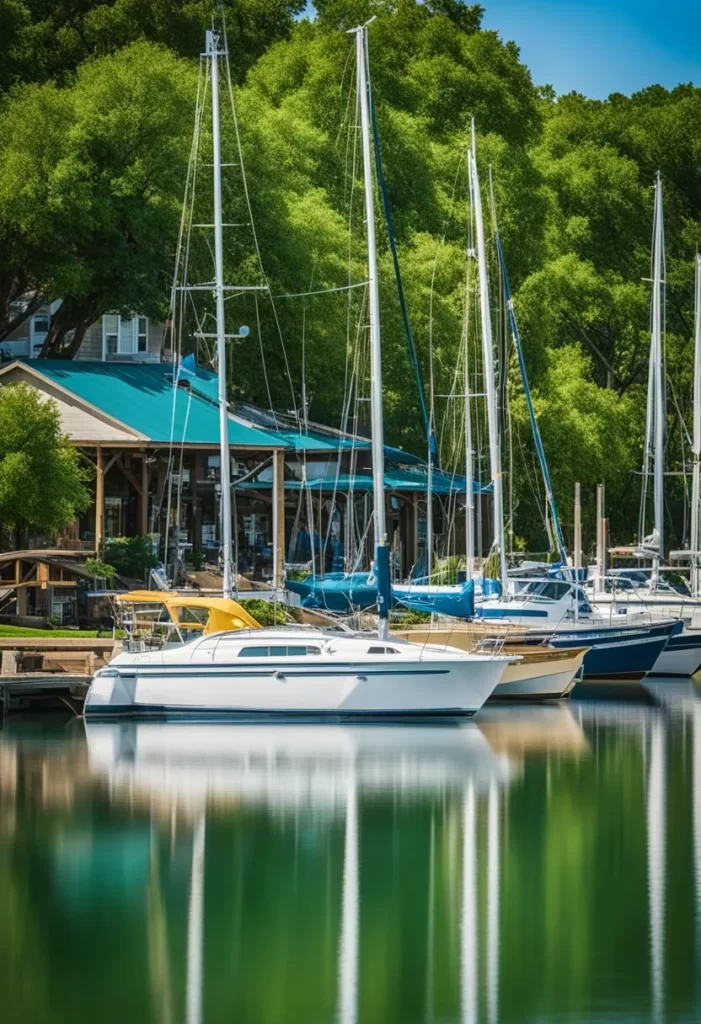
left=0, top=625, right=102, bottom=638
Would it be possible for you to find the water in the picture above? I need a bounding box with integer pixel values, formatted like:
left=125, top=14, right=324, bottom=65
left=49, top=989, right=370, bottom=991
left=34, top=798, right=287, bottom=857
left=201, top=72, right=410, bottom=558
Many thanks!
left=2, top=684, right=701, bottom=1023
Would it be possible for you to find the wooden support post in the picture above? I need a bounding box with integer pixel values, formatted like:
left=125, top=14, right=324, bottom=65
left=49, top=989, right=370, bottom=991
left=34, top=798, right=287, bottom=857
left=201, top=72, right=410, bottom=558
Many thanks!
left=140, top=453, right=149, bottom=535
left=95, top=445, right=104, bottom=553
left=193, top=451, right=202, bottom=552
left=574, top=482, right=582, bottom=573
left=412, top=499, right=419, bottom=568
left=272, top=449, right=285, bottom=590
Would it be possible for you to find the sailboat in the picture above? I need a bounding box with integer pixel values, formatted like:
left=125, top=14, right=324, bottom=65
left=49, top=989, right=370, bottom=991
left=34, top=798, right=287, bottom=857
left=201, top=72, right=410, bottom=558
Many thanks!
left=84, top=22, right=512, bottom=719
left=583, top=175, right=701, bottom=676
left=401, top=169, right=687, bottom=681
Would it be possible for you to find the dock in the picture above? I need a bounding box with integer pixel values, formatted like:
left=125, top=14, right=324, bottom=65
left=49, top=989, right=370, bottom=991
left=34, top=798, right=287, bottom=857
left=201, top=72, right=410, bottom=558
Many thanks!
left=0, top=637, right=113, bottom=716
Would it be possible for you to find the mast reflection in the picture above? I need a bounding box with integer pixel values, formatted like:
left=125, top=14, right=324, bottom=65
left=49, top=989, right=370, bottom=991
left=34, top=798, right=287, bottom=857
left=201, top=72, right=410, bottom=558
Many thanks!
left=647, top=716, right=666, bottom=1024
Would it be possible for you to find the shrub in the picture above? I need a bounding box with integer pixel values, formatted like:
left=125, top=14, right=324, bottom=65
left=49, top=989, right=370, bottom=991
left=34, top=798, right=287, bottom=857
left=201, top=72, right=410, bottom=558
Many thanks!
left=103, top=535, right=158, bottom=580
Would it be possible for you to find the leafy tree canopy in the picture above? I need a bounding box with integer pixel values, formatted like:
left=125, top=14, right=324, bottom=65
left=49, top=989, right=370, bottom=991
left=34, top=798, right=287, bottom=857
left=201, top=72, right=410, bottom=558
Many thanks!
left=0, top=383, right=91, bottom=542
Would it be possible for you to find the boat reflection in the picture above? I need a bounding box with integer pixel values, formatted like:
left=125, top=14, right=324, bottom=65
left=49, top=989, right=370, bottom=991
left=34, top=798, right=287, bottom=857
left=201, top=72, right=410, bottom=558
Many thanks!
left=476, top=704, right=590, bottom=763
left=84, top=721, right=512, bottom=812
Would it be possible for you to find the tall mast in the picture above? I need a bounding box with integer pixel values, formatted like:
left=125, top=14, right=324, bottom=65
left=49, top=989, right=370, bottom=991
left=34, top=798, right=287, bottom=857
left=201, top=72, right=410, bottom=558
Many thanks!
left=464, top=150, right=475, bottom=577
left=354, top=20, right=390, bottom=639
left=470, top=122, right=508, bottom=592
left=651, top=172, right=665, bottom=586
left=207, top=29, right=234, bottom=600
left=691, top=254, right=701, bottom=596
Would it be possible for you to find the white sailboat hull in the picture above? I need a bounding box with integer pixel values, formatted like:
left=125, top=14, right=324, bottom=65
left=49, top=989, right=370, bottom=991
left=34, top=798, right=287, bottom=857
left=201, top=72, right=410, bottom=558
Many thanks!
left=85, top=629, right=509, bottom=719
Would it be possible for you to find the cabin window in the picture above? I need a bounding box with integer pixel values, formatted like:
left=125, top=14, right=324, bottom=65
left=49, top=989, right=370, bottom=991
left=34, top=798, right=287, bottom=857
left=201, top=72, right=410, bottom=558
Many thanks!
left=367, top=646, right=399, bottom=655
left=238, top=645, right=321, bottom=658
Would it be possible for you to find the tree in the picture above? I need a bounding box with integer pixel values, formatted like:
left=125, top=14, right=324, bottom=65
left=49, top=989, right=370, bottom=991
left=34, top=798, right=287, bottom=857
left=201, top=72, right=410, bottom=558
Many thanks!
left=0, top=0, right=306, bottom=89
left=0, top=42, right=198, bottom=353
left=0, top=383, right=91, bottom=545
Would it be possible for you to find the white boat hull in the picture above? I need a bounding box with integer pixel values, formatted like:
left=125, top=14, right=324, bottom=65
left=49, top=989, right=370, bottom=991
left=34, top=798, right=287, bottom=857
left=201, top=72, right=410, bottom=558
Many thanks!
left=86, top=630, right=509, bottom=719
left=650, top=630, right=701, bottom=677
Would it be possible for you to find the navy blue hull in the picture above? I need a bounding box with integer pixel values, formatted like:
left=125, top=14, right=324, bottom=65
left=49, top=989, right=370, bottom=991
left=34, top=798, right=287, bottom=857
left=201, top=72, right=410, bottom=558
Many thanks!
left=517, top=621, right=679, bottom=680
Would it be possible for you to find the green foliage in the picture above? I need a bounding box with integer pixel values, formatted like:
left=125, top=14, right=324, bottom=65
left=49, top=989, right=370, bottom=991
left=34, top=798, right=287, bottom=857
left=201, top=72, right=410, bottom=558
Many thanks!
left=84, top=558, right=116, bottom=581
left=186, top=550, right=207, bottom=571
left=285, top=567, right=310, bottom=581
left=0, top=383, right=91, bottom=540
left=390, top=608, right=431, bottom=626
left=0, top=625, right=100, bottom=637
left=0, top=2, right=700, bottom=552
left=0, top=41, right=197, bottom=350
left=0, top=1, right=306, bottom=89
left=239, top=599, right=294, bottom=626
left=103, top=535, right=158, bottom=579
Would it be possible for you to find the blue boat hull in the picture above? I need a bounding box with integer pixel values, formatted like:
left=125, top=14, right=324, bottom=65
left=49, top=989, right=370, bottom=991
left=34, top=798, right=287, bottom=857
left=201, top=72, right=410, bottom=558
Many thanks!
left=518, top=621, right=680, bottom=679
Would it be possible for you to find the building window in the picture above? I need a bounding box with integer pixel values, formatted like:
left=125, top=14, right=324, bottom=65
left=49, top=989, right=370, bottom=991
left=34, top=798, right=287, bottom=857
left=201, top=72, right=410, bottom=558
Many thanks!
left=137, top=317, right=148, bottom=352
left=104, top=315, right=119, bottom=356
left=102, top=314, right=149, bottom=358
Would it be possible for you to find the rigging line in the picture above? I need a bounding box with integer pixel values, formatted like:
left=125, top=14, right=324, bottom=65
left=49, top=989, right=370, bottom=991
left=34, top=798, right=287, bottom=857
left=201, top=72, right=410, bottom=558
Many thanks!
left=177, top=56, right=209, bottom=365
left=160, top=56, right=208, bottom=563
left=253, top=290, right=276, bottom=418
left=335, top=37, right=359, bottom=174
left=367, top=61, right=436, bottom=464
left=491, top=182, right=567, bottom=566
left=273, top=281, right=369, bottom=299
left=164, top=54, right=206, bottom=361
left=172, top=387, right=194, bottom=584
left=220, top=10, right=298, bottom=418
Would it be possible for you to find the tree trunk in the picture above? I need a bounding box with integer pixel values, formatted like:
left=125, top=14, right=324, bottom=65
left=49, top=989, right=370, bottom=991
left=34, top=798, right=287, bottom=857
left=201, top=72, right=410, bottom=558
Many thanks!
left=0, top=269, right=44, bottom=341
left=39, top=296, right=99, bottom=358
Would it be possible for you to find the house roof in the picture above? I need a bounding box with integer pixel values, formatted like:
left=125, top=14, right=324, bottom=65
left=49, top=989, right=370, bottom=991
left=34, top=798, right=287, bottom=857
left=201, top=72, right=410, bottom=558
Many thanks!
left=5, top=360, right=281, bottom=448
left=0, top=358, right=442, bottom=469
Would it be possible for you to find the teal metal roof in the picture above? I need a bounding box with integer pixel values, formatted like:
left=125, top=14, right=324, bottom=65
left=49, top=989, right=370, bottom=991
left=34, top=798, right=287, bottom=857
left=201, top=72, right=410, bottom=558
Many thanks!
left=238, top=469, right=489, bottom=495
left=20, top=360, right=281, bottom=448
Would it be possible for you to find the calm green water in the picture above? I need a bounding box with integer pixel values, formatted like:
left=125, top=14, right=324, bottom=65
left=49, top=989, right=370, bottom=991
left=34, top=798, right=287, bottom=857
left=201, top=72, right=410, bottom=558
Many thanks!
left=2, top=684, right=701, bottom=1023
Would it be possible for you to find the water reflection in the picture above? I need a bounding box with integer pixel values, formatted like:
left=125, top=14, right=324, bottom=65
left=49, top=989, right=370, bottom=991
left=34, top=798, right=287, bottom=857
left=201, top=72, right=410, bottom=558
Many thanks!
left=1, top=693, right=701, bottom=1023
left=647, top=716, right=666, bottom=1024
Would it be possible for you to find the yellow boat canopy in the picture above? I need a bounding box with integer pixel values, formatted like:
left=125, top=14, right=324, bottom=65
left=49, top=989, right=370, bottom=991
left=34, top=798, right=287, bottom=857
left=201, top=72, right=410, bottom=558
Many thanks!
left=115, top=591, right=262, bottom=633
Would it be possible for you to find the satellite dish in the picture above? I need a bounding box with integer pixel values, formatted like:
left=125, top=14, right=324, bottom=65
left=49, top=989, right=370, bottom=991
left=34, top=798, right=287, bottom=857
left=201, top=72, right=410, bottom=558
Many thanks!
left=238, top=325, right=250, bottom=338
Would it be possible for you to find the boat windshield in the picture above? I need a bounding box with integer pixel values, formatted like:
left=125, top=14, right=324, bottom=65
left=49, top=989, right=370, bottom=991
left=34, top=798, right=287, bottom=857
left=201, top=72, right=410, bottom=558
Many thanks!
left=520, top=581, right=572, bottom=602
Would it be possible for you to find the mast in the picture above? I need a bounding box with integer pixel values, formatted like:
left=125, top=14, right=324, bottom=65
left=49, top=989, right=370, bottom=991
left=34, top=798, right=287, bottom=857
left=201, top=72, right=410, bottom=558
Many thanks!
left=207, top=29, right=234, bottom=600
left=651, top=172, right=665, bottom=586
left=355, top=20, right=391, bottom=639
left=470, top=123, right=508, bottom=592
left=488, top=169, right=568, bottom=570
left=464, top=153, right=476, bottom=577
left=691, top=255, right=701, bottom=596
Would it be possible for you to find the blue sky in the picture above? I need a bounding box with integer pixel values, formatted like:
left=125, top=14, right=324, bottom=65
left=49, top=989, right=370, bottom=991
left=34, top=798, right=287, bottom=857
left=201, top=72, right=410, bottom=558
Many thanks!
left=480, top=0, right=700, bottom=98
left=302, top=1, right=701, bottom=99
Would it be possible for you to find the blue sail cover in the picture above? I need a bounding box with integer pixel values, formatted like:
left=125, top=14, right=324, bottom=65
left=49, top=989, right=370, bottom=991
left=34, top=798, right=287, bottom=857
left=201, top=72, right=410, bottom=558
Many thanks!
left=395, top=580, right=475, bottom=619
left=285, top=574, right=475, bottom=617
left=286, top=573, right=378, bottom=613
